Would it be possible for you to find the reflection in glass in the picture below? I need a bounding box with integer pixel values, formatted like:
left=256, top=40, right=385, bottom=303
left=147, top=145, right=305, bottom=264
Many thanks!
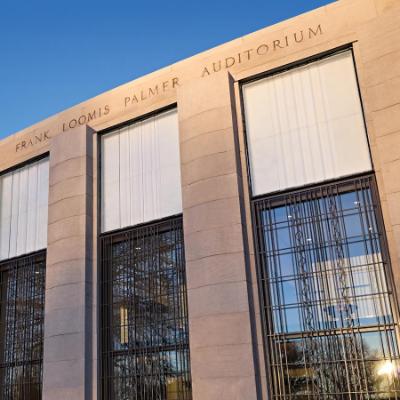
left=0, top=252, right=46, bottom=400
left=101, top=217, right=191, bottom=400
left=254, top=176, right=400, bottom=398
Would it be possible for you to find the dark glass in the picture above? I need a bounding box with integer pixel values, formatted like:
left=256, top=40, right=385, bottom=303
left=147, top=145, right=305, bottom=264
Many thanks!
left=0, top=251, right=46, bottom=400
left=254, top=176, right=400, bottom=399
left=101, top=217, right=192, bottom=400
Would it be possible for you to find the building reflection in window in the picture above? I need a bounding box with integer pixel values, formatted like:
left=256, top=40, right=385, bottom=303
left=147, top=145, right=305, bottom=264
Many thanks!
left=0, top=251, right=46, bottom=400
left=254, top=176, right=400, bottom=398
left=101, top=217, right=191, bottom=400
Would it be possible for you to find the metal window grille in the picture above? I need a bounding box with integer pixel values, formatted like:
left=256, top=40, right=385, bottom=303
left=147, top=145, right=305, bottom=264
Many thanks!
left=0, top=251, right=46, bottom=400
left=253, top=175, right=400, bottom=399
left=100, top=216, right=192, bottom=400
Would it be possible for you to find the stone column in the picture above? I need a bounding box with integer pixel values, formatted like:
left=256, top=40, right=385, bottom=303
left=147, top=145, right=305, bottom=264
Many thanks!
left=42, top=126, right=94, bottom=399
left=178, top=72, right=260, bottom=400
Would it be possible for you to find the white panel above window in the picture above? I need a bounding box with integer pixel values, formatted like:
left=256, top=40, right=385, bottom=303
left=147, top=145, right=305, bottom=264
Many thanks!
left=101, top=109, right=182, bottom=233
left=242, top=51, right=372, bottom=196
left=0, top=157, right=49, bottom=261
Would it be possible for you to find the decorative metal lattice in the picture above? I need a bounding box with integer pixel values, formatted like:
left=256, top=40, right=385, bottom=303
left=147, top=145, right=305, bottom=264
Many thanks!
left=253, top=175, right=400, bottom=399
left=0, top=251, right=46, bottom=400
left=100, top=217, right=192, bottom=400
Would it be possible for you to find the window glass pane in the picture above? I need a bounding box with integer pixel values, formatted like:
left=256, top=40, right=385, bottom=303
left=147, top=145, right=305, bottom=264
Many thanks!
left=0, top=158, right=49, bottom=260
left=255, top=176, right=400, bottom=398
left=272, top=333, right=400, bottom=399
left=101, top=109, right=182, bottom=233
left=102, top=217, right=192, bottom=400
left=243, top=50, right=372, bottom=196
left=112, top=350, right=191, bottom=400
left=0, top=252, right=45, bottom=400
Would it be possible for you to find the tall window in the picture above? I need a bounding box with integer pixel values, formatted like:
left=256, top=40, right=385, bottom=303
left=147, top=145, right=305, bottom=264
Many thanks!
left=0, top=251, right=46, bottom=400
left=253, top=176, right=400, bottom=398
left=0, top=157, right=48, bottom=399
left=101, top=217, right=191, bottom=400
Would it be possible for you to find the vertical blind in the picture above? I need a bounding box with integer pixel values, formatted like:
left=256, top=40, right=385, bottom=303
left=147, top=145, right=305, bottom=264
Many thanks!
left=0, top=158, right=49, bottom=260
left=101, top=109, right=182, bottom=233
left=242, top=50, right=372, bottom=197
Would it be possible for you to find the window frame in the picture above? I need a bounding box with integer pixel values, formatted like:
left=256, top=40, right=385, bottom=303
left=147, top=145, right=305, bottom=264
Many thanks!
left=250, top=174, right=400, bottom=398
left=0, top=250, right=46, bottom=400
left=239, top=45, right=372, bottom=200
left=99, top=216, right=192, bottom=400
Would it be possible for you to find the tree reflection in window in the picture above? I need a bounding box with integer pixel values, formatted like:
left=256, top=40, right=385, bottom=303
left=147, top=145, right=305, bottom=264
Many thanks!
left=101, top=217, right=191, bottom=400
left=0, top=251, right=46, bottom=400
left=254, top=176, right=400, bottom=399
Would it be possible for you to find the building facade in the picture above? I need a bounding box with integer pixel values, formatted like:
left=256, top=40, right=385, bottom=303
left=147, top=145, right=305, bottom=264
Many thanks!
left=0, top=0, right=400, bottom=399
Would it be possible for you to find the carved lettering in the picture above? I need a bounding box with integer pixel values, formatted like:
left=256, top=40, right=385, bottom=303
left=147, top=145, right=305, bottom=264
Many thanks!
left=243, top=49, right=253, bottom=61
left=149, top=85, right=159, bottom=96
left=273, top=40, right=283, bottom=50
left=69, top=119, right=77, bottom=129
left=12, top=23, right=325, bottom=147
left=15, top=130, right=51, bottom=152
left=201, top=67, right=210, bottom=77
left=213, top=61, right=222, bottom=72
left=200, top=24, right=324, bottom=78
left=257, top=44, right=269, bottom=55
left=124, top=77, right=179, bottom=108
left=172, top=77, right=180, bottom=88
left=62, top=106, right=111, bottom=132
left=87, top=110, right=96, bottom=122
left=225, top=57, right=236, bottom=68
left=294, top=31, right=304, bottom=43
left=309, top=24, right=322, bottom=38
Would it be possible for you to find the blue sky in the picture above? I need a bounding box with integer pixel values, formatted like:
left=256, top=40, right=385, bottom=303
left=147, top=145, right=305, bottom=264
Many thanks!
left=0, top=0, right=334, bottom=139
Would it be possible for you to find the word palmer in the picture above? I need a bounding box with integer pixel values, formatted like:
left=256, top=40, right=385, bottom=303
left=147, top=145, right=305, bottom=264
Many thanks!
left=124, top=77, right=180, bottom=108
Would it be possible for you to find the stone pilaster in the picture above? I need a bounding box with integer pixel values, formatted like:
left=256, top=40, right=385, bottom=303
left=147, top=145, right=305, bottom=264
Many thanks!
left=178, top=72, right=261, bottom=400
left=42, top=126, right=94, bottom=399
left=354, top=1, right=400, bottom=304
